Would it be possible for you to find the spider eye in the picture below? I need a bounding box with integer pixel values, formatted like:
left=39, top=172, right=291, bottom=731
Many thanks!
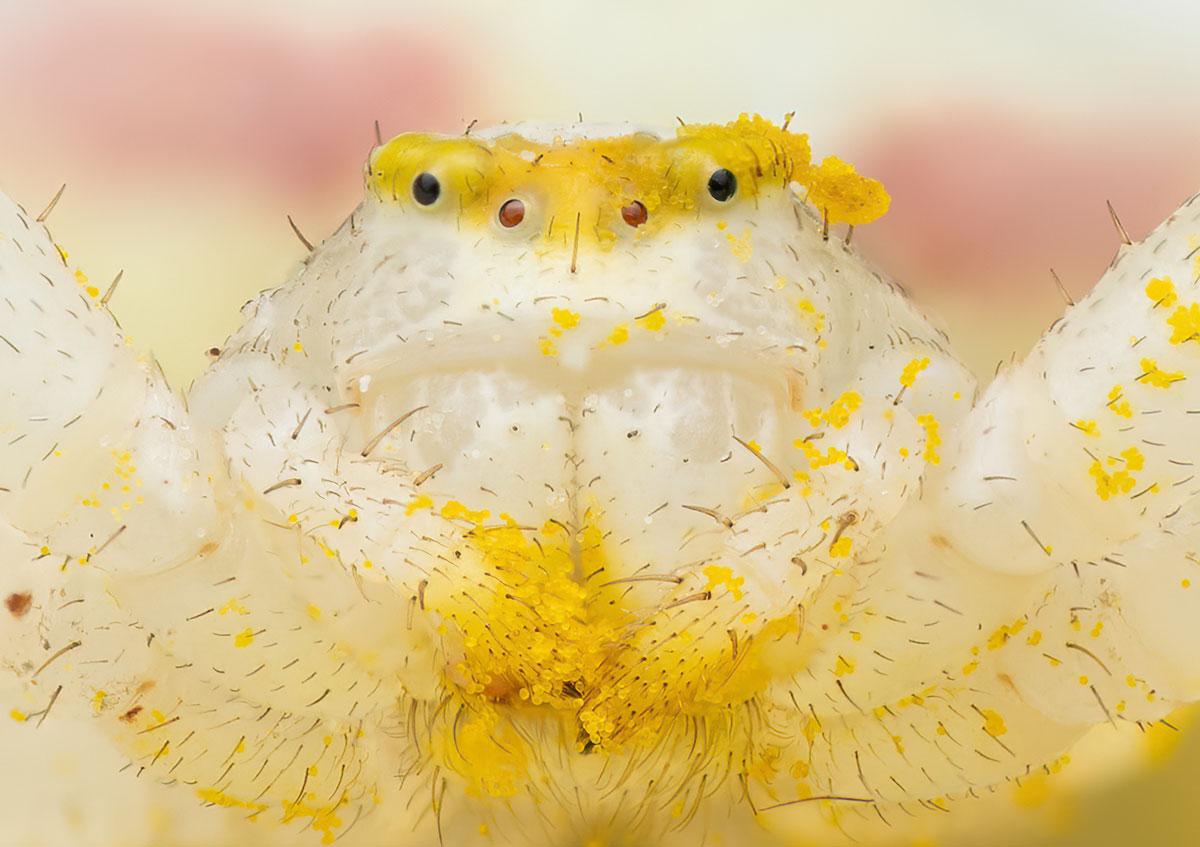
left=412, top=172, right=440, bottom=206
left=706, top=168, right=737, bottom=202
left=498, top=198, right=526, bottom=228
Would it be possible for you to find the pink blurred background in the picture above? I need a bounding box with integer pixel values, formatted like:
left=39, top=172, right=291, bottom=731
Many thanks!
left=2, top=1, right=1199, bottom=843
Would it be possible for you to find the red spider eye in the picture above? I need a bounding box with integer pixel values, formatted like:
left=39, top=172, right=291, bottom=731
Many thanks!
left=621, top=200, right=648, bottom=227
left=498, top=198, right=526, bottom=228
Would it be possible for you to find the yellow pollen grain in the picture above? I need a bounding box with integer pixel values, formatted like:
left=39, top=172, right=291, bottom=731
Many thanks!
left=823, top=391, right=862, bottom=429
left=1107, top=385, right=1133, bottom=418
left=726, top=228, right=753, bottom=262
left=234, top=628, right=255, bottom=648
left=636, top=310, right=666, bottom=332
left=981, top=709, right=1007, bottom=736
left=829, top=537, right=853, bottom=558
left=1073, top=419, right=1100, bottom=437
left=834, top=655, right=856, bottom=676
left=218, top=598, right=249, bottom=616
left=794, top=298, right=826, bottom=334
left=899, top=357, right=931, bottom=388
left=441, top=500, right=490, bottom=523
left=606, top=323, right=629, bottom=345
left=1138, top=357, right=1185, bottom=388
left=1120, top=446, right=1145, bottom=471
left=307, top=605, right=322, bottom=619
left=805, top=155, right=890, bottom=225
left=551, top=307, right=580, bottom=329
left=404, top=494, right=433, bottom=516
left=987, top=618, right=1026, bottom=650
left=1089, top=459, right=1135, bottom=501
left=702, top=564, right=745, bottom=601
left=1167, top=303, right=1200, bottom=345
left=1145, top=276, right=1177, bottom=308
left=916, top=413, right=941, bottom=464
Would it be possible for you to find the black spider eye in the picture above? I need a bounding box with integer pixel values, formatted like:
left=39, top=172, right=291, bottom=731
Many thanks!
left=706, top=168, right=737, bottom=202
left=412, top=172, right=440, bottom=206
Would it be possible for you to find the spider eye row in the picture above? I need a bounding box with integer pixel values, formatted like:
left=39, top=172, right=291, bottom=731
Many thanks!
left=408, top=166, right=737, bottom=227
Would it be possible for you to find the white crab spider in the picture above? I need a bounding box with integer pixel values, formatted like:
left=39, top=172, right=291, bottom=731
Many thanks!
left=2, top=115, right=1199, bottom=846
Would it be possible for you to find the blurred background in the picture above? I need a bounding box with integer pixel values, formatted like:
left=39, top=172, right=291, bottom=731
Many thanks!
left=1, top=0, right=1199, bottom=843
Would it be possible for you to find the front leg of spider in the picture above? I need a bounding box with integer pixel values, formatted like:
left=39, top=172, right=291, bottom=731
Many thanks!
left=930, top=192, right=1200, bottom=731
left=0, top=192, right=389, bottom=844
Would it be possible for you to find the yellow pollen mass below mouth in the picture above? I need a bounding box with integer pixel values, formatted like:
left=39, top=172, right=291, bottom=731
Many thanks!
left=366, top=113, right=889, bottom=248
left=423, top=503, right=804, bottom=798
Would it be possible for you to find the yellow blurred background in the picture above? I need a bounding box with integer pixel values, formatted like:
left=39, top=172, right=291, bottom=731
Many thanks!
left=2, top=1, right=1199, bottom=843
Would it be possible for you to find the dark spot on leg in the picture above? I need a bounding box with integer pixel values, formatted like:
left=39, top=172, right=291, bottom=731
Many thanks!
left=119, top=705, right=144, bottom=723
left=5, top=592, right=31, bottom=618
left=930, top=534, right=955, bottom=551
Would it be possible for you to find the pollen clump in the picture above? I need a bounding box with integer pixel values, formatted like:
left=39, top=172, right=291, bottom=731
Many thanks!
left=1145, top=276, right=1178, bottom=308
left=426, top=503, right=801, bottom=790
left=1089, top=459, right=1136, bottom=500
left=636, top=309, right=666, bottom=332
left=794, top=299, right=827, bottom=334
left=823, top=391, right=862, bottom=429
left=1167, top=302, right=1200, bottom=345
left=804, top=155, right=891, bottom=226
left=828, top=537, right=853, bottom=558
left=900, top=356, right=931, bottom=388
left=1073, top=419, right=1100, bottom=438
left=404, top=494, right=433, bottom=515
left=1138, top=357, right=1184, bottom=388
left=703, top=564, right=746, bottom=600
left=606, top=323, right=629, bottom=345
left=550, top=307, right=580, bottom=330
left=1107, top=385, right=1133, bottom=418
left=980, top=709, right=1008, bottom=737
left=916, top=413, right=941, bottom=464
left=986, top=618, right=1026, bottom=650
